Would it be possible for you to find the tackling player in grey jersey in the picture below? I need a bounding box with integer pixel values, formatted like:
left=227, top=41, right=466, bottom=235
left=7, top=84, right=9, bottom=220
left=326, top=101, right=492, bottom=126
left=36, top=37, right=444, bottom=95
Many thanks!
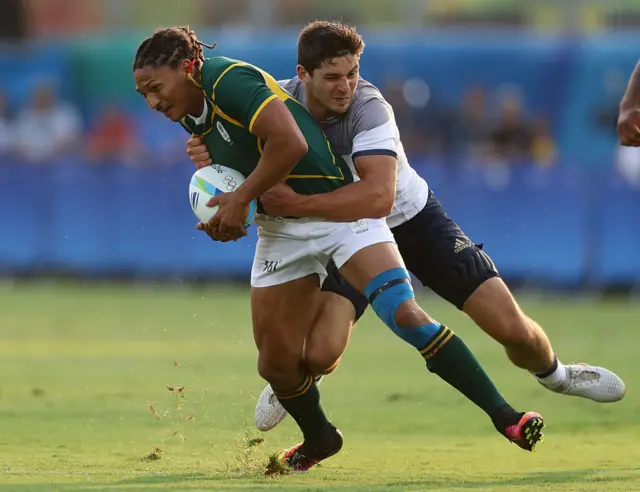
left=186, top=20, right=625, bottom=467
left=279, top=76, right=428, bottom=228
left=254, top=20, right=624, bottom=438
left=255, top=20, right=623, bottom=409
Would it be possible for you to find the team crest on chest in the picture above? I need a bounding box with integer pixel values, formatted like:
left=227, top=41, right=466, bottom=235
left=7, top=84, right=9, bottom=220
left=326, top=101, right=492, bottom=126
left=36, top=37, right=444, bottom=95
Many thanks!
left=217, top=121, right=232, bottom=144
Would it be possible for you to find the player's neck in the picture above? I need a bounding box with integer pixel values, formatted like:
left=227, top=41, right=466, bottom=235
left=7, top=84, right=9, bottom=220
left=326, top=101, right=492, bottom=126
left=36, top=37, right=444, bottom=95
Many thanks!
left=305, top=91, right=335, bottom=122
left=187, top=94, right=205, bottom=118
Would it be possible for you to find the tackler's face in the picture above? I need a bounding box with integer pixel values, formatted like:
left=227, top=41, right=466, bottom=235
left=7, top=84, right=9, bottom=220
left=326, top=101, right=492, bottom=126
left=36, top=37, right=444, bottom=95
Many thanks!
left=134, top=64, right=194, bottom=122
left=301, top=55, right=359, bottom=117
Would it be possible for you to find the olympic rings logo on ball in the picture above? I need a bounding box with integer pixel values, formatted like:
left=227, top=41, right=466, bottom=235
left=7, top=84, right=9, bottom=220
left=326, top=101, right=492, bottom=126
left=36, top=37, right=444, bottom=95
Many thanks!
left=223, top=175, right=238, bottom=192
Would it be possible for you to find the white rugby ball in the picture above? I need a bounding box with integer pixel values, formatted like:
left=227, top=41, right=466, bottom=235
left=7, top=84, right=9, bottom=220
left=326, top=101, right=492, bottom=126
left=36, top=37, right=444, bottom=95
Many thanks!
left=188, top=165, right=257, bottom=227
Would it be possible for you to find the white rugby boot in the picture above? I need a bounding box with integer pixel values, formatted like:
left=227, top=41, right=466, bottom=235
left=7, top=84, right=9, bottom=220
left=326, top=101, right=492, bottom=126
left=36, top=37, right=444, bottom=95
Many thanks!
left=255, top=376, right=324, bottom=432
left=540, top=363, right=626, bottom=402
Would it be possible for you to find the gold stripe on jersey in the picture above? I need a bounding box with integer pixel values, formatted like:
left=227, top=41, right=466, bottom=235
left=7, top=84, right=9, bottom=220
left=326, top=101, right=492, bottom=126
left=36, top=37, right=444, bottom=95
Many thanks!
left=208, top=61, right=347, bottom=183
left=211, top=62, right=249, bottom=99
left=249, top=94, right=278, bottom=133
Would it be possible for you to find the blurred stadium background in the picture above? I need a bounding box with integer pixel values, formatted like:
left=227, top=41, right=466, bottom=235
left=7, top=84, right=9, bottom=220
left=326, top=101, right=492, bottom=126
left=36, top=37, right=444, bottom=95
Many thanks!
left=0, top=0, right=639, bottom=291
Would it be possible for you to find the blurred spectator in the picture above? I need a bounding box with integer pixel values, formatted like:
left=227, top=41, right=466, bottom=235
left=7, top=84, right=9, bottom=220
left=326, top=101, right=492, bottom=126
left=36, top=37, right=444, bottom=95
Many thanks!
left=595, top=68, right=626, bottom=139
left=12, top=81, right=82, bottom=163
left=0, top=89, right=14, bottom=157
left=455, top=85, right=491, bottom=162
left=489, top=90, right=533, bottom=164
left=383, top=77, right=455, bottom=159
left=530, top=116, right=557, bottom=168
left=384, top=78, right=428, bottom=156
left=86, top=104, right=140, bottom=165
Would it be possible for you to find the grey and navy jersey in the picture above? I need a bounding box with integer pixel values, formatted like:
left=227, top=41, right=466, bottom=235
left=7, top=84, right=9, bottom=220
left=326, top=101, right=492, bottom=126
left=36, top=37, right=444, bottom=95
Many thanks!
left=278, top=76, right=429, bottom=228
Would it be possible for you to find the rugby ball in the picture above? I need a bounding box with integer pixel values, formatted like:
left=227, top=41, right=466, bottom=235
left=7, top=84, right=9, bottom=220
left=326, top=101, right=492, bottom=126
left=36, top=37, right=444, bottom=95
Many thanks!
left=188, top=165, right=257, bottom=227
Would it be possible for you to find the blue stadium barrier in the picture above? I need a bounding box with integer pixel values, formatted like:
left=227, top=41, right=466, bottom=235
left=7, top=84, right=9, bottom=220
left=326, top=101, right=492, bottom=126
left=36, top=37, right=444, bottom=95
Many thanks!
left=593, top=172, right=640, bottom=285
left=0, top=160, right=44, bottom=269
left=431, top=166, right=590, bottom=285
left=1, top=160, right=639, bottom=286
left=2, top=32, right=640, bottom=285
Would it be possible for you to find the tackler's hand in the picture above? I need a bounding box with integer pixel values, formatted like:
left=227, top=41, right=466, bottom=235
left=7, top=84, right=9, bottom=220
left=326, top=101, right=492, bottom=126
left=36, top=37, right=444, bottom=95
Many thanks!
left=260, top=182, right=301, bottom=217
left=186, top=135, right=212, bottom=168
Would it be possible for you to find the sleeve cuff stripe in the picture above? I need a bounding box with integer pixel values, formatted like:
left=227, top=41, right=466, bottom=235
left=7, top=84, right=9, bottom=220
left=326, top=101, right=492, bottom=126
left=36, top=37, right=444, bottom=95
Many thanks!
left=352, top=149, right=397, bottom=159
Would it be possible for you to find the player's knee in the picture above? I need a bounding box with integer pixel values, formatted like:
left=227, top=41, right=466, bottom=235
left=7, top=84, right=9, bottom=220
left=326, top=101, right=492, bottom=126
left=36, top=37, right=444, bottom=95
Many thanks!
left=365, top=268, right=440, bottom=349
left=257, top=343, right=301, bottom=385
left=319, top=357, right=342, bottom=376
left=394, top=299, right=433, bottom=329
left=305, top=339, right=344, bottom=377
left=365, top=268, right=413, bottom=327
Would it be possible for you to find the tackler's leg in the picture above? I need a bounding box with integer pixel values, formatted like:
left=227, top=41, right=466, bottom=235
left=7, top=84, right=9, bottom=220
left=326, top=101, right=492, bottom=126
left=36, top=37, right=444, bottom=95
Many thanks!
left=334, top=219, right=544, bottom=452
left=395, top=190, right=625, bottom=404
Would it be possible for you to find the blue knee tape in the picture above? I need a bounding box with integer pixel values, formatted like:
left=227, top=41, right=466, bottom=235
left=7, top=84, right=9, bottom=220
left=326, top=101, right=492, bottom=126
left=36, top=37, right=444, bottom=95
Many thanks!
left=365, top=268, right=441, bottom=349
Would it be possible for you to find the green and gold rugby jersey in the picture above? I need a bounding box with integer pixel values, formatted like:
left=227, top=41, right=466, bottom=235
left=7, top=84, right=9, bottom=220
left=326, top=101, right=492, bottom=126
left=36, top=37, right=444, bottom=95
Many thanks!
left=180, top=57, right=353, bottom=195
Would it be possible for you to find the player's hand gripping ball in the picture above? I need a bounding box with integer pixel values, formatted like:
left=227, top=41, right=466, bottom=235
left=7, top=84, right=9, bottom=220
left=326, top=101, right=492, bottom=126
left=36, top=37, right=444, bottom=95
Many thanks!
left=189, top=165, right=257, bottom=237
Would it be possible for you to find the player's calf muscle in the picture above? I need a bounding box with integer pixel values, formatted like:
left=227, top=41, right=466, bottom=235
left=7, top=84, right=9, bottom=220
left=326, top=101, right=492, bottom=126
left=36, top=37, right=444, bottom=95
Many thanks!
left=462, top=277, right=554, bottom=370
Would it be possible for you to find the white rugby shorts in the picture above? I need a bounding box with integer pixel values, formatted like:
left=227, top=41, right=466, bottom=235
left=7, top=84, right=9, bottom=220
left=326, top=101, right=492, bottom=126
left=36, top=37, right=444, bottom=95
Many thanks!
left=250, top=214, right=395, bottom=287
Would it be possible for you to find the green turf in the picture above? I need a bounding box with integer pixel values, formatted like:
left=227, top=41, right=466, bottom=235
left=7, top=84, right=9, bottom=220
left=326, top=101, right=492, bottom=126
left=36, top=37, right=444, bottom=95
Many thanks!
left=0, top=282, right=638, bottom=491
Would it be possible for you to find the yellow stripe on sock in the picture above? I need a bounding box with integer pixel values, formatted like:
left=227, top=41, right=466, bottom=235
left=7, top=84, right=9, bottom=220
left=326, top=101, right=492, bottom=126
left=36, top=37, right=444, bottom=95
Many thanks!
left=423, top=329, right=456, bottom=360
left=419, top=326, right=451, bottom=356
left=274, top=373, right=314, bottom=400
left=274, top=373, right=312, bottom=397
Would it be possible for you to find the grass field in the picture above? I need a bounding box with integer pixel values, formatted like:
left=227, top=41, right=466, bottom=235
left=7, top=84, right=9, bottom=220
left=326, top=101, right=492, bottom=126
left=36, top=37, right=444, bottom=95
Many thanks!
left=0, top=282, right=638, bottom=491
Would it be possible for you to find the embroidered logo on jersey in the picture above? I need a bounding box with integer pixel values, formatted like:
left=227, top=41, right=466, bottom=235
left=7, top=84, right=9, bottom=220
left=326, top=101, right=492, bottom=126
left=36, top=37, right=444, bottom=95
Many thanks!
left=349, top=219, right=369, bottom=235
left=217, top=122, right=232, bottom=144
left=454, top=237, right=472, bottom=254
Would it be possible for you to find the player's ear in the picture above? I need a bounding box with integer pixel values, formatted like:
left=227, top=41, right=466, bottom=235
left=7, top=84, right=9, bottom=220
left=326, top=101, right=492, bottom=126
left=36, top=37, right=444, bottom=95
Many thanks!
left=297, top=65, right=310, bottom=83
left=181, top=58, right=197, bottom=75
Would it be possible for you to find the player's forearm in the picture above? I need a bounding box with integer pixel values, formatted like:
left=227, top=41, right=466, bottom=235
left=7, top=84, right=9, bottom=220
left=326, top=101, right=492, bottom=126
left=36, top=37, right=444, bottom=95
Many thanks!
left=236, top=138, right=308, bottom=204
left=621, top=60, right=640, bottom=111
left=294, top=181, right=394, bottom=222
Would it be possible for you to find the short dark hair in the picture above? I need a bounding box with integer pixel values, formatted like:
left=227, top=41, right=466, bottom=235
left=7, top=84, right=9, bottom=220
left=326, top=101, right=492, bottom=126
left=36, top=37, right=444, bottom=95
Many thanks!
left=133, top=26, right=214, bottom=71
left=298, top=20, right=365, bottom=73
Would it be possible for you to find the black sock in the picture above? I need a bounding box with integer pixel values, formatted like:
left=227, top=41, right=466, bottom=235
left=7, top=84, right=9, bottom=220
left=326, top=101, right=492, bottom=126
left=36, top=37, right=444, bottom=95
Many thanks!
left=533, top=355, right=558, bottom=378
left=489, top=403, right=523, bottom=436
left=273, top=373, right=334, bottom=445
left=422, top=325, right=512, bottom=418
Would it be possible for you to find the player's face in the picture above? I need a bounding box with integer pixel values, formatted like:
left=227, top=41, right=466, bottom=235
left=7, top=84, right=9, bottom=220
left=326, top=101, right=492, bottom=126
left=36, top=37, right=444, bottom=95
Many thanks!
left=301, top=55, right=359, bottom=117
left=134, top=64, right=196, bottom=122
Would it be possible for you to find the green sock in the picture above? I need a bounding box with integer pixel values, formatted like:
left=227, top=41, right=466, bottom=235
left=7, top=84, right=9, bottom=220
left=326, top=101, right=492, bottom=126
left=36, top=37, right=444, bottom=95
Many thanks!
left=273, top=373, right=335, bottom=444
left=420, top=325, right=510, bottom=417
